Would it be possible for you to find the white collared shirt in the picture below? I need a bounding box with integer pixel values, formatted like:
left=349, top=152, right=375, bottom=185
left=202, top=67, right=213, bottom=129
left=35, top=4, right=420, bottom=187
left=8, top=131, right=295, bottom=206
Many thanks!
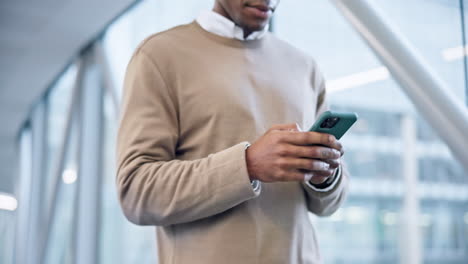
left=196, top=10, right=269, bottom=41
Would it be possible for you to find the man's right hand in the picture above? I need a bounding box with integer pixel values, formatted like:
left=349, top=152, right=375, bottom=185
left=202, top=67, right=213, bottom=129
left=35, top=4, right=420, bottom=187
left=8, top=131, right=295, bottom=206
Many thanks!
left=245, top=124, right=343, bottom=183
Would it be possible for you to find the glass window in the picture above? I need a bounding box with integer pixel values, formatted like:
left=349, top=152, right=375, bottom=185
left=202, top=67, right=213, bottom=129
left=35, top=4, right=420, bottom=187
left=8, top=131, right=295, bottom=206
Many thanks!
left=420, top=201, right=468, bottom=264
left=0, top=209, right=15, bottom=263
left=103, top=0, right=213, bottom=100
left=312, top=198, right=401, bottom=264
left=275, top=0, right=468, bottom=263
left=29, top=62, right=79, bottom=264
left=99, top=90, right=158, bottom=264
left=376, top=0, right=466, bottom=104
left=44, top=64, right=77, bottom=203
left=44, top=76, right=80, bottom=263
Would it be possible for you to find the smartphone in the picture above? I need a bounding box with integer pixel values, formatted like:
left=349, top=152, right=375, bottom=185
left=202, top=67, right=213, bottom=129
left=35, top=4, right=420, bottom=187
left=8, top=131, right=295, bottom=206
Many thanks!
left=308, top=111, right=358, bottom=140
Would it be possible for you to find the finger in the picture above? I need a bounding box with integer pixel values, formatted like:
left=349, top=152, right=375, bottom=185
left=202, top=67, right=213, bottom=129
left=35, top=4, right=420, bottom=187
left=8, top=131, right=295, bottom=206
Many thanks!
left=304, top=173, right=313, bottom=182
left=297, top=170, right=330, bottom=184
left=308, top=175, right=329, bottom=185
left=283, top=131, right=342, bottom=150
left=281, top=145, right=341, bottom=160
left=321, top=158, right=341, bottom=169
left=283, top=158, right=331, bottom=172
left=308, top=168, right=336, bottom=177
left=272, top=169, right=308, bottom=182
left=335, top=140, right=344, bottom=155
left=285, top=171, right=309, bottom=182
left=268, top=123, right=299, bottom=132
left=287, top=170, right=334, bottom=183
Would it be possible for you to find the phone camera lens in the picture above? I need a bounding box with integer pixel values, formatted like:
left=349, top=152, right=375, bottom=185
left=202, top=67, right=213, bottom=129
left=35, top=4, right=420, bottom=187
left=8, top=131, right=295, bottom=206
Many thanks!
left=320, top=117, right=340, bottom=128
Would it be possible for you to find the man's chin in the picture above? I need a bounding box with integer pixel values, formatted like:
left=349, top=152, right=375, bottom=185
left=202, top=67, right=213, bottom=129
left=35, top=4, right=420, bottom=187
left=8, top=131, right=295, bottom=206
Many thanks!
left=244, top=22, right=269, bottom=33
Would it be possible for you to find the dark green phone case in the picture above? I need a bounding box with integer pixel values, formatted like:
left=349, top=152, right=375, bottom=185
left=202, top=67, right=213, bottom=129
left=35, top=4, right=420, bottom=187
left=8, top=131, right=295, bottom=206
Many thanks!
left=308, top=111, right=358, bottom=139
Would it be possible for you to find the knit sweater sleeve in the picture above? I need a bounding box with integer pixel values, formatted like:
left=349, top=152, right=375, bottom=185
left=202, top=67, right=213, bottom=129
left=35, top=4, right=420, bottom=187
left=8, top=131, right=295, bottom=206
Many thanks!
left=301, top=60, right=349, bottom=216
left=116, top=49, right=259, bottom=226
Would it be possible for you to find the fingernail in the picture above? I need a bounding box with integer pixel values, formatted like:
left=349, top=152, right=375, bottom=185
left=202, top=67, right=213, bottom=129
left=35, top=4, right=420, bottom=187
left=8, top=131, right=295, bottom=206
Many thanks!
left=304, top=173, right=313, bottom=181
left=323, top=163, right=330, bottom=170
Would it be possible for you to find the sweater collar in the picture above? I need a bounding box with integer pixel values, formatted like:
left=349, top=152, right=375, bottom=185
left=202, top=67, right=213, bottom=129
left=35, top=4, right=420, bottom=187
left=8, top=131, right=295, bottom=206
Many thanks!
left=196, top=10, right=269, bottom=41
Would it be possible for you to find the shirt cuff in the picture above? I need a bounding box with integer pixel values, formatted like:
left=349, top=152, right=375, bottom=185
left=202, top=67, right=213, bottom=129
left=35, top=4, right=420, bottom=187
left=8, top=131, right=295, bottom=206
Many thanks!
left=304, top=165, right=342, bottom=193
left=251, top=180, right=261, bottom=194
left=244, top=142, right=262, bottom=195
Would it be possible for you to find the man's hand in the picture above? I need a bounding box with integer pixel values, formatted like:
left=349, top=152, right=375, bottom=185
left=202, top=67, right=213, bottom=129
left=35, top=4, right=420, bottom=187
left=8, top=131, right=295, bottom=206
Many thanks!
left=246, top=123, right=344, bottom=184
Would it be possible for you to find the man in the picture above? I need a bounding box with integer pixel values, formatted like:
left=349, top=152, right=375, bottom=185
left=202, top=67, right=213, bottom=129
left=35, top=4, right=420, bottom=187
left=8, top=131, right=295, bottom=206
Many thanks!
left=117, top=0, right=349, bottom=263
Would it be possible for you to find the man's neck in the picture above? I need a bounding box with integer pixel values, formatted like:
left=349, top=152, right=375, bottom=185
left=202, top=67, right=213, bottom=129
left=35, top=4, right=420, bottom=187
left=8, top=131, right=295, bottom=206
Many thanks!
left=211, top=5, right=253, bottom=38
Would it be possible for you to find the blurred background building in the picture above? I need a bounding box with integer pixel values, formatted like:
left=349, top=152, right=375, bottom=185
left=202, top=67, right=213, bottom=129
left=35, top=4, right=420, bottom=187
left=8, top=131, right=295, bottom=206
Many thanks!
left=0, top=0, right=467, bottom=263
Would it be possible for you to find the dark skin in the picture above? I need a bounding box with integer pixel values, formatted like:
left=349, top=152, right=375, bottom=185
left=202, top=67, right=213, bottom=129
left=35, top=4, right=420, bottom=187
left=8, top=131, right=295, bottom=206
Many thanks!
left=213, top=0, right=280, bottom=38
left=212, top=1, right=344, bottom=184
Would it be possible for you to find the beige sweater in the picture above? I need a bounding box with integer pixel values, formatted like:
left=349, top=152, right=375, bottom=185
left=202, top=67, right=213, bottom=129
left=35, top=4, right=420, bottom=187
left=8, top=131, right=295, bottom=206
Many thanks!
left=117, top=21, right=348, bottom=264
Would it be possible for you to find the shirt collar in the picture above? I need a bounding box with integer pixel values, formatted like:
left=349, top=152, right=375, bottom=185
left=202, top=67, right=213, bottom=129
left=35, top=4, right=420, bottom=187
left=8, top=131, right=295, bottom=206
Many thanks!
left=196, top=10, right=269, bottom=41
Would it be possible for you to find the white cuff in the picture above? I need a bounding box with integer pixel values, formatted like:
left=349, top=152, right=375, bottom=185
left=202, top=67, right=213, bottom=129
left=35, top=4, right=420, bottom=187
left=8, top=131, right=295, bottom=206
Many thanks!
left=244, top=142, right=262, bottom=194
left=251, top=180, right=261, bottom=194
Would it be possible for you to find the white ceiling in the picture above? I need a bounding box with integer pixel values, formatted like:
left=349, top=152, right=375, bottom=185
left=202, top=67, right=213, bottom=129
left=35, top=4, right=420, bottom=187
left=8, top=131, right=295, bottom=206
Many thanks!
left=0, top=0, right=140, bottom=193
